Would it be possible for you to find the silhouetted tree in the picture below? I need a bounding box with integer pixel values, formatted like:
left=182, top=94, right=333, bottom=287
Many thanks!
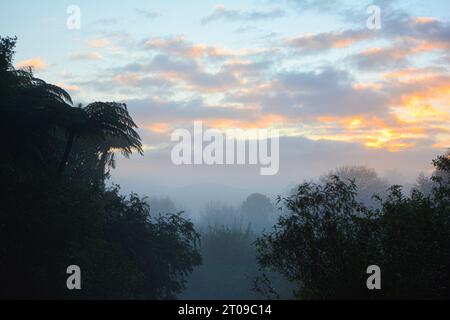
left=56, top=102, right=143, bottom=178
left=320, top=166, right=389, bottom=208
left=256, top=153, right=450, bottom=299
left=0, top=37, right=200, bottom=299
left=240, top=193, right=276, bottom=232
left=413, top=151, right=450, bottom=197
left=413, top=172, right=434, bottom=197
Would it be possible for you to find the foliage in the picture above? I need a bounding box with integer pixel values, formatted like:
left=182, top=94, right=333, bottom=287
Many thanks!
left=320, top=166, right=390, bottom=208
left=256, top=153, right=450, bottom=299
left=0, top=37, right=200, bottom=299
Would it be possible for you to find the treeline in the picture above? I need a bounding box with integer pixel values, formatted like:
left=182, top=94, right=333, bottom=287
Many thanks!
left=256, top=154, right=450, bottom=299
left=182, top=161, right=450, bottom=300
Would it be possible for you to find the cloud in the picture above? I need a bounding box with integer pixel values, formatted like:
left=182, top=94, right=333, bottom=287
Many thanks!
left=63, top=8, right=450, bottom=154
left=384, top=12, right=450, bottom=44
left=69, top=52, right=103, bottom=61
left=349, top=39, right=447, bottom=71
left=124, top=97, right=255, bottom=127
left=350, top=46, right=411, bottom=71
left=89, top=38, right=111, bottom=48
left=285, top=11, right=450, bottom=58
left=56, top=82, right=80, bottom=92
left=227, top=68, right=389, bottom=118
left=135, top=9, right=160, bottom=20
left=143, top=36, right=273, bottom=60
left=222, top=64, right=450, bottom=151
left=224, top=60, right=272, bottom=77
left=113, top=73, right=174, bottom=88
left=287, top=29, right=373, bottom=53
left=144, top=36, right=232, bottom=59
left=83, top=51, right=449, bottom=153
left=114, top=54, right=244, bottom=93
left=315, top=69, right=450, bottom=151
left=382, top=70, right=450, bottom=121
left=202, top=5, right=285, bottom=24
left=285, top=0, right=338, bottom=11
left=340, top=14, right=450, bottom=71
left=16, top=58, right=46, bottom=70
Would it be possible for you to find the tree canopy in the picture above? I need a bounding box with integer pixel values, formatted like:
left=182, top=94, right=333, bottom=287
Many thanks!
left=0, top=36, right=200, bottom=299
left=256, top=153, right=450, bottom=299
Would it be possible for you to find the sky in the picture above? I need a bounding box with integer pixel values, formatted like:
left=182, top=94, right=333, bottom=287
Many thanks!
left=1, top=0, right=449, bottom=210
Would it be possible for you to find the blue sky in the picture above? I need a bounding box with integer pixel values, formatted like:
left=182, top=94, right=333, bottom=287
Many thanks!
left=1, top=0, right=449, bottom=209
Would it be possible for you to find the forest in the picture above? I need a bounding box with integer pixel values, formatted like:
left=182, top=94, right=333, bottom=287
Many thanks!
left=1, top=36, right=450, bottom=300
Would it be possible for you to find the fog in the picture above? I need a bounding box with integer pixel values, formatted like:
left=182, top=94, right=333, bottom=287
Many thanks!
left=109, top=158, right=442, bottom=300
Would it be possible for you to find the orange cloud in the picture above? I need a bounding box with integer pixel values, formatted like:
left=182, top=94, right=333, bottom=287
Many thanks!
left=363, top=128, right=418, bottom=152
left=383, top=68, right=439, bottom=81
left=56, top=83, right=80, bottom=92
left=357, top=39, right=448, bottom=67
left=89, top=38, right=111, bottom=48
left=414, top=17, right=438, bottom=24
left=148, top=123, right=170, bottom=134
left=315, top=114, right=430, bottom=152
left=332, top=38, right=357, bottom=48
left=287, top=30, right=372, bottom=53
left=16, top=57, right=46, bottom=70
left=145, top=37, right=271, bottom=60
left=204, top=114, right=287, bottom=130
left=389, top=74, right=450, bottom=125
left=352, top=82, right=382, bottom=91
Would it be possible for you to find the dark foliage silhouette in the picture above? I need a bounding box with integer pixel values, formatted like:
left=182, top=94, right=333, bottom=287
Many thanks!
left=256, top=153, right=450, bottom=299
left=0, top=37, right=200, bottom=299
left=320, top=166, right=390, bottom=208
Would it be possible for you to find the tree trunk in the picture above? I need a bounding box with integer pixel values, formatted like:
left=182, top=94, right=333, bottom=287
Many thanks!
left=57, top=132, right=75, bottom=178
left=93, top=149, right=109, bottom=190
